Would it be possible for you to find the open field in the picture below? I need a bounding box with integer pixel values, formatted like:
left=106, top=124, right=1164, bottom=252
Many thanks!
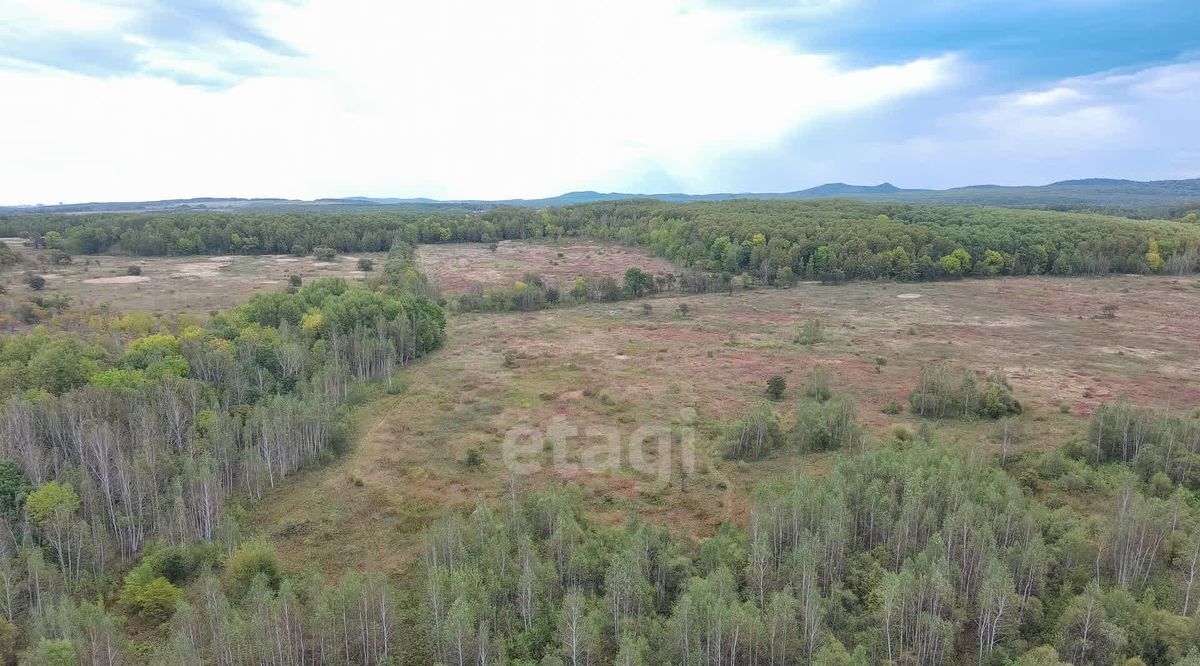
left=251, top=272, right=1200, bottom=575
left=416, top=239, right=679, bottom=294
left=0, top=240, right=386, bottom=316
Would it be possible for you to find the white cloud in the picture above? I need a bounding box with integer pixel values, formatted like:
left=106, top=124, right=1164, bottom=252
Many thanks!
left=0, top=0, right=955, bottom=203
left=796, top=59, right=1200, bottom=189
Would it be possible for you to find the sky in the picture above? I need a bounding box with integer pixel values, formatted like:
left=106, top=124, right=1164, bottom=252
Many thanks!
left=0, top=0, right=1198, bottom=204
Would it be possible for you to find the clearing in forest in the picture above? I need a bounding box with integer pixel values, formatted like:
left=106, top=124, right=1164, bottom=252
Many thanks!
left=416, top=239, right=679, bottom=294
left=251, top=273, right=1200, bottom=574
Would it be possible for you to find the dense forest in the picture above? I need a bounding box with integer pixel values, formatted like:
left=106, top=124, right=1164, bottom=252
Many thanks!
left=2, top=199, right=1199, bottom=284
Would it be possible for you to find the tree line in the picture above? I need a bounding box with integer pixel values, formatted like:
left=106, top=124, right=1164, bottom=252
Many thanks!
left=4, top=199, right=1199, bottom=284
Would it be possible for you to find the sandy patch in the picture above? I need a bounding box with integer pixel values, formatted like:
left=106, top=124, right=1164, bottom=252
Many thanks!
left=312, top=262, right=337, bottom=268
left=896, top=293, right=922, bottom=299
left=172, top=262, right=230, bottom=278
left=82, top=275, right=150, bottom=285
left=274, top=257, right=301, bottom=263
left=207, top=256, right=236, bottom=262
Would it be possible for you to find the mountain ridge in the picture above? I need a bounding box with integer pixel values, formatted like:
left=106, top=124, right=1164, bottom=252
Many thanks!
left=3, top=177, right=1198, bottom=215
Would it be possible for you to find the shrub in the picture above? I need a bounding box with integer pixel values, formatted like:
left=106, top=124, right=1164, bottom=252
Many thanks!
left=119, top=560, right=183, bottom=624
left=792, top=396, right=861, bottom=452
left=909, top=365, right=1020, bottom=419
left=725, top=403, right=782, bottom=460
left=803, top=365, right=832, bottom=401
left=357, top=258, right=374, bottom=272
left=677, top=303, right=690, bottom=316
left=0, top=617, right=15, bottom=665
left=881, top=398, right=903, bottom=415
left=223, top=539, right=281, bottom=598
left=794, top=319, right=825, bottom=345
left=27, top=638, right=75, bottom=666
left=765, top=375, right=786, bottom=400
left=126, top=264, right=143, bottom=276
left=313, top=247, right=337, bottom=262
left=464, top=446, right=484, bottom=468
left=23, top=273, right=45, bottom=290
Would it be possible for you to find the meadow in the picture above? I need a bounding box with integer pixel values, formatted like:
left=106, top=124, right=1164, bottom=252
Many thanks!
left=251, top=257, right=1200, bottom=574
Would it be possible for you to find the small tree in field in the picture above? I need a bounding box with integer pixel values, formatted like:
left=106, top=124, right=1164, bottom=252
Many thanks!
left=357, top=258, right=374, bottom=271
left=313, top=247, right=337, bottom=262
left=624, top=267, right=654, bottom=298
left=766, top=375, right=786, bottom=400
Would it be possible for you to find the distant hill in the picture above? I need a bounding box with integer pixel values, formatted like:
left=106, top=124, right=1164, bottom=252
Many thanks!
left=4, top=177, right=1199, bottom=217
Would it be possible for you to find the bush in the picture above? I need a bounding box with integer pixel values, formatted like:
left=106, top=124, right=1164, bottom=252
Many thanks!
left=23, top=273, right=45, bottom=290
left=792, top=396, right=861, bottom=452
left=126, top=265, right=143, bottom=276
left=223, top=539, right=281, bottom=598
left=725, top=403, right=782, bottom=460
left=909, top=365, right=1020, bottom=419
left=357, top=258, right=374, bottom=272
left=803, top=365, right=832, bottom=401
left=26, top=638, right=75, bottom=666
left=765, top=375, right=786, bottom=400
left=794, top=319, right=825, bottom=345
left=119, top=560, right=183, bottom=624
left=881, top=398, right=903, bottom=415
left=313, top=247, right=337, bottom=262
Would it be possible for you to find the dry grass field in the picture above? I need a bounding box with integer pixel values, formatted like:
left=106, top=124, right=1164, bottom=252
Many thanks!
left=417, top=239, right=679, bottom=294
left=249, top=264, right=1200, bottom=576
left=1, top=240, right=387, bottom=317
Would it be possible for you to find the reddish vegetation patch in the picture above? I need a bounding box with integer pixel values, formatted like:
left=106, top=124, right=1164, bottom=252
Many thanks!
left=417, top=240, right=680, bottom=294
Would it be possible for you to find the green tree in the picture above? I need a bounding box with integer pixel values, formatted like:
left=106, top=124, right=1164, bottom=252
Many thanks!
left=623, top=268, right=654, bottom=298
left=0, top=459, right=31, bottom=519
left=24, top=639, right=75, bottom=666
left=1145, top=239, right=1164, bottom=272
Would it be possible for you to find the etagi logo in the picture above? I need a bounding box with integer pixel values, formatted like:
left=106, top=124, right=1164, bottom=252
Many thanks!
left=501, top=408, right=697, bottom=485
